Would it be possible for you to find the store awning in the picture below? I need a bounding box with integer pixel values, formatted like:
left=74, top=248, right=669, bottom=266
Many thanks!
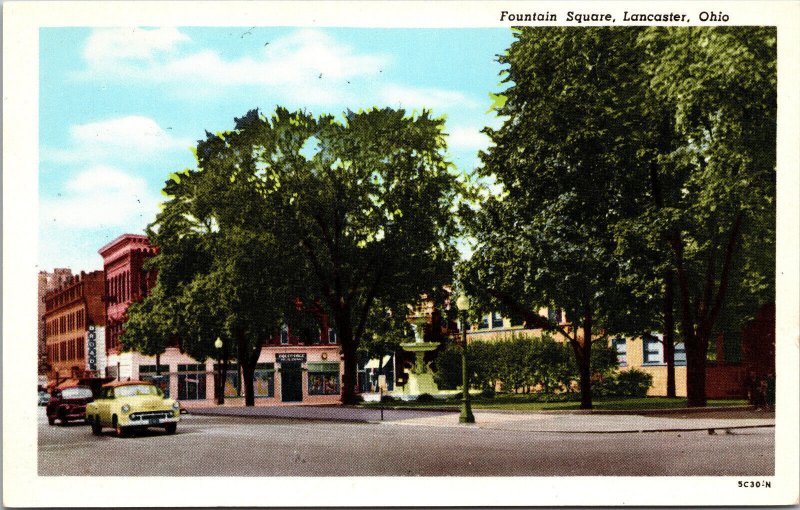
left=307, top=362, right=340, bottom=373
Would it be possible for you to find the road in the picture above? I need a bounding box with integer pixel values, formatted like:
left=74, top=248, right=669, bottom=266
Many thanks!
left=38, top=407, right=774, bottom=476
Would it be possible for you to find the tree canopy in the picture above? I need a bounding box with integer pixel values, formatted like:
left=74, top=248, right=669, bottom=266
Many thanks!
left=126, top=107, right=462, bottom=404
left=461, top=26, right=776, bottom=407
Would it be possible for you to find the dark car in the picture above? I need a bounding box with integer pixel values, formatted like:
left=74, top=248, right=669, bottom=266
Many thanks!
left=46, top=386, right=94, bottom=425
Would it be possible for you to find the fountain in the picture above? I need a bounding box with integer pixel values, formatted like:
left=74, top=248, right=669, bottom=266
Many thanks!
left=397, top=321, right=440, bottom=396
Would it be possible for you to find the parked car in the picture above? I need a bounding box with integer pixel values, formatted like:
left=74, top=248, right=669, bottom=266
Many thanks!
left=85, top=380, right=180, bottom=437
left=38, top=390, right=50, bottom=406
left=46, top=386, right=94, bottom=425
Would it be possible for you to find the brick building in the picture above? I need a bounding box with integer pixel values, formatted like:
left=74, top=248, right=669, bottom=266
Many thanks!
left=464, top=306, right=773, bottom=399
left=38, top=268, right=73, bottom=377
left=98, top=233, right=345, bottom=405
left=43, top=270, right=105, bottom=386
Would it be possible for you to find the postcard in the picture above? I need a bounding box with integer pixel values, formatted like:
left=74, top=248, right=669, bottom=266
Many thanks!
left=3, top=1, right=798, bottom=506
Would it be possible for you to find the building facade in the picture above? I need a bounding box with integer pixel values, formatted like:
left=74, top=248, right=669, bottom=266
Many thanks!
left=38, top=268, right=73, bottom=377
left=43, top=270, right=105, bottom=386
left=463, top=307, right=771, bottom=399
left=99, top=233, right=344, bottom=405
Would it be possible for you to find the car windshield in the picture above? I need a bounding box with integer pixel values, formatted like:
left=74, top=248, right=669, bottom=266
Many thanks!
left=61, top=387, right=92, bottom=399
left=114, top=384, right=159, bottom=397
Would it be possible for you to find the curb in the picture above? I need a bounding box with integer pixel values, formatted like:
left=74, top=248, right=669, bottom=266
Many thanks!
left=357, top=404, right=759, bottom=416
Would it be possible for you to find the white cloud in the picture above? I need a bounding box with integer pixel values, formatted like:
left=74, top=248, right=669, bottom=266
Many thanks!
left=379, top=85, right=477, bottom=110
left=42, top=116, right=191, bottom=165
left=82, top=28, right=386, bottom=96
left=447, top=126, right=491, bottom=151
left=41, top=166, right=160, bottom=229
left=71, top=116, right=190, bottom=153
left=84, top=27, right=189, bottom=63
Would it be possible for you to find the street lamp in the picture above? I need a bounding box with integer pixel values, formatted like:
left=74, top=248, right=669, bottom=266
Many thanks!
left=214, top=337, right=224, bottom=405
left=455, top=294, right=475, bottom=424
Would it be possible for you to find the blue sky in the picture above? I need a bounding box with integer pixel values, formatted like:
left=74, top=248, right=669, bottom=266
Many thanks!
left=39, top=27, right=514, bottom=272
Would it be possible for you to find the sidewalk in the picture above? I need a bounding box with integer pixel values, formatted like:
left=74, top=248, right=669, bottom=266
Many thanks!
left=187, top=404, right=775, bottom=433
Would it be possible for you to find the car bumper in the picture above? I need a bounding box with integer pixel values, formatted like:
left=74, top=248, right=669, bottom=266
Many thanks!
left=122, top=411, right=180, bottom=426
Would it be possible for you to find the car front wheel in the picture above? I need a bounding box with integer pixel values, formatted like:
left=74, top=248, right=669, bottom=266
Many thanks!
left=91, top=417, right=102, bottom=436
left=112, top=416, right=126, bottom=438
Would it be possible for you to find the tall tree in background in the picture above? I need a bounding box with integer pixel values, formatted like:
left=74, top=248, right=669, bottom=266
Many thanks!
left=462, top=27, right=649, bottom=409
left=637, top=27, right=776, bottom=406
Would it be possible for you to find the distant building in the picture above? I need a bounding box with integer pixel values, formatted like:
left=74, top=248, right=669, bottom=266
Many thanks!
left=38, top=268, right=73, bottom=375
left=464, top=306, right=773, bottom=399
left=43, top=270, right=105, bottom=386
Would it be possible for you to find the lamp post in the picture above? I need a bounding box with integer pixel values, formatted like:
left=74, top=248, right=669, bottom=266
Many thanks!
left=455, top=294, right=475, bottom=424
left=214, top=337, right=224, bottom=405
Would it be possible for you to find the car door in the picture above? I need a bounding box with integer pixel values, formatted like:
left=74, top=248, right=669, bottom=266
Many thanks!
left=96, top=387, right=115, bottom=424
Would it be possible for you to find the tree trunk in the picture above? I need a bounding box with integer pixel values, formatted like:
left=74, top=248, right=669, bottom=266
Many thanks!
left=664, top=269, right=676, bottom=398
left=236, top=331, right=260, bottom=407
left=336, top=311, right=360, bottom=405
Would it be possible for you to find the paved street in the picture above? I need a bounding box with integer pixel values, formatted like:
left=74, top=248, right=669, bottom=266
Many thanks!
left=38, top=407, right=774, bottom=476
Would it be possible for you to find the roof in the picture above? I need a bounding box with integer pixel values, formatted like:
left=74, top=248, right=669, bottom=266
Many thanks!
left=102, top=379, right=153, bottom=388
left=97, top=233, right=152, bottom=257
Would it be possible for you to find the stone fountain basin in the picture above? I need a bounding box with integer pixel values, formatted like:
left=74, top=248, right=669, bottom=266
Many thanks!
left=399, top=342, right=440, bottom=352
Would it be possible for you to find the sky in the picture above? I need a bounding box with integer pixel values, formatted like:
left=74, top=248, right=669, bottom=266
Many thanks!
left=39, top=27, right=515, bottom=273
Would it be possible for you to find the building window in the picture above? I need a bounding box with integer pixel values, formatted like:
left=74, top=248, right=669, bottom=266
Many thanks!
left=177, top=364, right=207, bottom=400
left=253, top=363, right=275, bottom=397
left=643, top=334, right=663, bottom=364
left=280, top=324, right=289, bottom=345
left=491, top=312, right=504, bottom=329
left=674, top=342, right=687, bottom=366
left=314, top=328, right=322, bottom=345
left=613, top=337, right=627, bottom=367
left=307, top=362, right=340, bottom=395
left=214, top=363, right=241, bottom=397
left=77, top=338, right=84, bottom=359
left=547, top=308, right=563, bottom=324
left=328, top=328, right=337, bottom=344
left=479, top=314, right=489, bottom=330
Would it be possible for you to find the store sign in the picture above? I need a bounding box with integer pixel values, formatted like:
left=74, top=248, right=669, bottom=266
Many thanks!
left=87, top=324, right=97, bottom=370
left=276, top=353, right=307, bottom=363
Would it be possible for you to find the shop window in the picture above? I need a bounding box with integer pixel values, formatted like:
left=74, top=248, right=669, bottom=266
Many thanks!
left=643, top=335, right=663, bottom=364
left=612, top=337, right=627, bottom=367
left=674, top=342, right=687, bottom=366
left=307, top=362, right=340, bottom=395
left=491, top=312, right=504, bottom=329
left=140, top=366, right=171, bottom=398
left=177, top=365, right=206, bottom=400
left=253, top=363, right=275, bottom=397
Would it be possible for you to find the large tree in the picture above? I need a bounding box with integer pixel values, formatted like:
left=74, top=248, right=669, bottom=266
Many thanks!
left=189, top=108, right=460, bottom=404
left=636, top=27, right=776, bottom=406
left=462, top=27, right=649, bottom=409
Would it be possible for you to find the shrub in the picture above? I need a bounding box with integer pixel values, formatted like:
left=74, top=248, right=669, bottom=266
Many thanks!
left=614, top=369, right=653, bottom=397
left=480, top=387, right=496, bottom=398
left=380, top=394, right=396, bottom=403
left=416, top=393, right=435, bottom=402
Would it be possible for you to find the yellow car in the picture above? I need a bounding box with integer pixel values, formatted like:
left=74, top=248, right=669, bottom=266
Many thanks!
left=86, top=380, right=180, bottom=437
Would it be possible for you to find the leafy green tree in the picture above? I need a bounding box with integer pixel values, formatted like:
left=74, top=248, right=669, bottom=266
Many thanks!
left=635, top=27, right=776, bottom=406
left=461, top=27, right=649, bottom=409
left=215, top=108, right=460, bottom=404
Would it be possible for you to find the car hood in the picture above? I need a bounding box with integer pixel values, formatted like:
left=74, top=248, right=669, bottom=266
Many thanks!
left=124, top=395, right=173, bottom=410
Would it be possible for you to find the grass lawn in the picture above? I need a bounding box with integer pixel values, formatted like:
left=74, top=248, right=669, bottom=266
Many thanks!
left=361, top=395, right=748, bottom=411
